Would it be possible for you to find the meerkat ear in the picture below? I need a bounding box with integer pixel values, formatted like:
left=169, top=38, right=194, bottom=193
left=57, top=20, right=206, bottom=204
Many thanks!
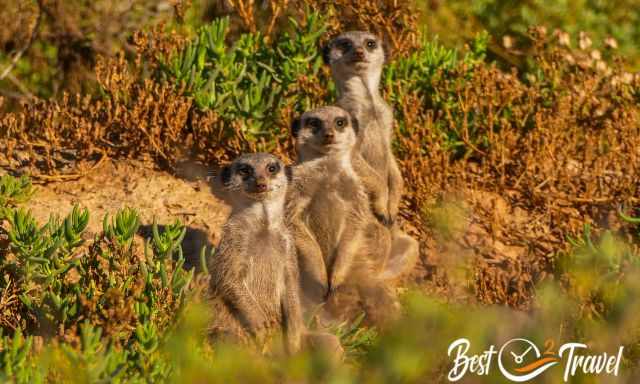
left=382, top=37, right=392, bottom=63
left=321, top=42, right=332, bottom=65
left=291, top=117, right=302, bottom=138
left=220, top=165, right=232, bottom=186
left=284, top=164, right=293, bottom=183
left=350, top=115, right=360, bottom=134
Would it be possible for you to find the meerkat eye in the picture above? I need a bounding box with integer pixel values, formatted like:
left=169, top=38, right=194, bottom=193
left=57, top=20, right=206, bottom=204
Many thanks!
left=366, top=39, right=377, bottom=50
left=335, top=118, right=347, bottom=129
left=306, top=118, right=322, bottom=134
left=267, top=163, right=280, bottom=174
left=237, top=165, right=251, bottom=177
left=337, top=39, right=352, bottom=52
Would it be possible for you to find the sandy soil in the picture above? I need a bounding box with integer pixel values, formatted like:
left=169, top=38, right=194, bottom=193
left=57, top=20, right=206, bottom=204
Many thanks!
left=17, top=159, right=230, bottom=269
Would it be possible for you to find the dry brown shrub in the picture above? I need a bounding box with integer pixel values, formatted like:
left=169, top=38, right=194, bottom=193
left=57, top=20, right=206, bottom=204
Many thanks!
left=0, top=0, right=183, bottom=108
left=397, top=35, right=640, bottom=308
left=0, top=1, right=39, bottom=54
left=0, top=52, right=193, bottom=176
left=207, top=0, right=420, bottom=57
left=131, top=21, right=190, bottom=71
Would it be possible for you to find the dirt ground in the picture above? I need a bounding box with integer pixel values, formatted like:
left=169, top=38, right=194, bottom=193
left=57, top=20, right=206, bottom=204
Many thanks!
left=16, top=159, right=230, bottom=269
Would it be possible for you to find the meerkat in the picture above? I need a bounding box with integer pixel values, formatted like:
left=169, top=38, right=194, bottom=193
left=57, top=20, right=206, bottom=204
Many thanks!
left=208, top=153, right=304, bottom=353
left=288, top=106, right=420, bottom=325
left=288, top=106, right=417, bottom=297
left=208, top=153, right=344, bottom=358
left=288, top=106, right=386, bottom=303
left=323, top=31, right=404, bottom=227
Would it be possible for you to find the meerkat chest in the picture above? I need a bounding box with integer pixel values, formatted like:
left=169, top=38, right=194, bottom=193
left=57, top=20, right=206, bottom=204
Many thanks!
left=318, top=168, right=360, bottom=207
left=305, top=172, right=362, bottom=248
left=339, top=96, right=393, bottom=134
left=244, top=224, right=290, bottom=309
left=339, top=98, right=393, bottom=169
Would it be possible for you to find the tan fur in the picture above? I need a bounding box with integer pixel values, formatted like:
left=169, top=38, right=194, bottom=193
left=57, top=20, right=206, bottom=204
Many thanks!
left=325, top=31, right=404, bottom=226
left=288, top=107, right=378, bottom=302
left=324, top=31, right=419, bottom=284
left=304, top=331, right=345, bottom=363
left=208, top=153, right=303, bottom=353
left=288, top=106, right=394, bottom=313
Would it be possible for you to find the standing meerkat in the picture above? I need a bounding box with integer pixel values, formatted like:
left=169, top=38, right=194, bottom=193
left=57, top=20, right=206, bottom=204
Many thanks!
left=323, top=31, right=403, bottom=226
left=288, top=106, right=417, bottom=314
left=208, top=153, right=304, bottom=353
left=289, top=106, right=385, bottom=303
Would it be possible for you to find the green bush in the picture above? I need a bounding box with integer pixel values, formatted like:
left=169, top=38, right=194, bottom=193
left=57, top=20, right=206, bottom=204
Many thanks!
left=159, top=11, right=488, bottom=156
left=0, top=174, right=199, bottom=382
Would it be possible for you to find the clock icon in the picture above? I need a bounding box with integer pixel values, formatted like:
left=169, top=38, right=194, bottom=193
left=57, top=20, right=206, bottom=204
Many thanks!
left=511, top=345, right=533, bottom=364
left=498, top=338, right=559, bottom=382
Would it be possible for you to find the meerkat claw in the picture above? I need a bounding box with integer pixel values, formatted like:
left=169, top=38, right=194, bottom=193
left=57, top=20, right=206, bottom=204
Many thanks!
left=324, top=285, right=335, bottom=301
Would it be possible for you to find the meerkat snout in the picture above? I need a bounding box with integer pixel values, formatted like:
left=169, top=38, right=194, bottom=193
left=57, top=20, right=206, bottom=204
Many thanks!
left=218, top=153, right=286, bottom=201
left=291, top=106, right=358, bottom=158
left=322, top=31, right=386, bottom=76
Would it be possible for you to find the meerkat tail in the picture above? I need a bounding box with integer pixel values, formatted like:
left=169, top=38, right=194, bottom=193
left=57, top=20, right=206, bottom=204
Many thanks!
left=377, top=228, right=419, bottom=281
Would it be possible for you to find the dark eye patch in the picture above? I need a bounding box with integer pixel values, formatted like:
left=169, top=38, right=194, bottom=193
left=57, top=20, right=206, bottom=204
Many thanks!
left=291, top=117, right=301, bottom=138
left=236, top=164, right=253, bottom=177
left=306, top=117, right=323, bottom=134
left=220, top=166, right=232, bottom=185
left=336, top=39, right=353, bottom=52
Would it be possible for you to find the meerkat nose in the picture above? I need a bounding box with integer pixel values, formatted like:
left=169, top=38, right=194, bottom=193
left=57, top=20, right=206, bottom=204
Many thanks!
left=255, top=176, right=269, bottom=192
left=324, top=132, right=335, bottom=142
left=354, top=48, right=365, bottom=58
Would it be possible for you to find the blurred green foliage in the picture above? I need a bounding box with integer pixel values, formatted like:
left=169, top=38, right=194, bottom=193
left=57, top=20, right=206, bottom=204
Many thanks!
left=423, top=0, right=640, bottom=68
left=0, top=174, right=198, bottom=382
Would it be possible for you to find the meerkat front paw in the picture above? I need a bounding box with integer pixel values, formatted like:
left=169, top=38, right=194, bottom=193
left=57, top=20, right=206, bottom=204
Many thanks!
left=374, top=211, right=394, bottom=228
left=326, top=270, right=349, bottom=300
left=387, top=205, right=399, bottom=227
left=324, top=282, right=336, bottom=301
left=325, top=277, right=342, bottom=301
left=252, top=324, right=269, bottom=347
left=372, top=199, right=393, bottom=227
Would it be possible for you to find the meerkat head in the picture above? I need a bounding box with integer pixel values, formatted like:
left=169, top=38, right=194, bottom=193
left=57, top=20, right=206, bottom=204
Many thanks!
left=291, top=106, right=359, bottom=158
left=322, top=31, right=386, bottom=81
left=218, top=153, right=287, bottom=202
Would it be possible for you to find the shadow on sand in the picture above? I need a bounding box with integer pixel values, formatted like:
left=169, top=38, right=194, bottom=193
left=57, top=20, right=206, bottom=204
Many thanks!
left=139, top=223, right=216, bottom=273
